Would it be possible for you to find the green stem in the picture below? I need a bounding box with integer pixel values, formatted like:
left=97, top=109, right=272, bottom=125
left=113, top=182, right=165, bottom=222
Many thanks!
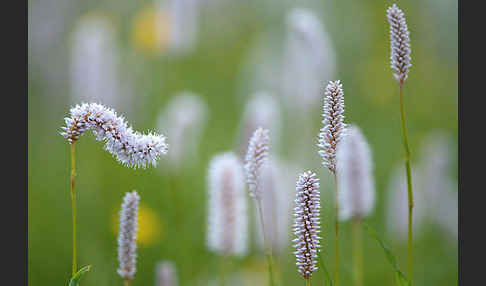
left=257, top=199, right=276, bottom=286
left=70, top=143, right=77, bottom=276
left=220, top=255, right=227, bottom=286
left=352, top=218, right=363, bottom=286
left=124, top=279, right=130, bottom=286
left=306, top=278, right=310, bottom=286
left=399, top=83, right=414, bottom=285
left=333, top=174, right=339, bottom=286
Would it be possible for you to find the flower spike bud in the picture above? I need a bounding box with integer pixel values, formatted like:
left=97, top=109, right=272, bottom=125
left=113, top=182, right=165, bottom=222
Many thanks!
left=387, top=4, right=412, bottom=84
left=293, top=171, right=321, bottom=279
left=336, top=125, right=375, bottom=221
left=60, top=103, right=168, bottom=169
left=244, top=128, right=270, bottom=199
left=117, top=191, right=140, bottom=281
left=317, top=80, right=346, bottom=174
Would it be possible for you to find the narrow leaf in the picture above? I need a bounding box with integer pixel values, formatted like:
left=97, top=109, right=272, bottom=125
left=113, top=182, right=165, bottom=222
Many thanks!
left=317, top=250, right=333, bottom=286
left=363, top=223, right=410, bottom=286
left=69, top=265, right=92, bottom=286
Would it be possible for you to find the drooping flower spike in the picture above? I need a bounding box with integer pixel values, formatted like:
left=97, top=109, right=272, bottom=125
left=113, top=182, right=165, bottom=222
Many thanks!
left=292, top=171, right=321, bottom=279
left=244, top=127, right=270, bottom=200
left=117, top=191, right=140, bottom=281
left=317, top=80, right=346, bottom=174
left=387, top=4, right=412, bottom=84
left=60, top=103, right=168, bottom=169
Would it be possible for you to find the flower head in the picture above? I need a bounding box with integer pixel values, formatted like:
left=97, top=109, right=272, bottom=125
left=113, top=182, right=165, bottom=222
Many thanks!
left=317, top=80, right=346, bottom=174
left=60, top=103, right=168, bottom=169
left=244, top=128, right=270, bottom=199
left=117, top=191, right=140, bottom=280
left=336, top=125, right=375, bottom=221
left=387, top=4, right=412, bottom=84
left=282, top=8, right=336, bottom=112
left=292, top=171, right=321, bottom=279
left=155, top=260, right=178, bottom=286
left=237, top=92, right=281, bottom=155
left=207, top=152, right=248, bottom=256
left=157, top=92, right=208, bottom=169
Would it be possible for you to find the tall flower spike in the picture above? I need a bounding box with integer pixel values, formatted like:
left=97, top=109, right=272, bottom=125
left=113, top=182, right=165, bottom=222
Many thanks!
left=207, top=153, right=248, bottom=256
left=317, top=80, right=346, bottom=174
left=387, top=4, right=412, bottom=84
left=244, top=128, right=270, bottom=199
left=336, top=125, right=375, bottom=221
left=60, top=103, right=168, bottom=169
left=292, top=171, right=321, bottom=279
left=117, top=191, right=140, bottom=281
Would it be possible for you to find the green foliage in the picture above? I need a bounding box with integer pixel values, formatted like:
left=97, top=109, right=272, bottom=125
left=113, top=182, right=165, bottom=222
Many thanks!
left=318, top=251, right=333, bottom=286
left=69, top=265, right=92, bottom=286
left=364, top=223, right=409, bottom=286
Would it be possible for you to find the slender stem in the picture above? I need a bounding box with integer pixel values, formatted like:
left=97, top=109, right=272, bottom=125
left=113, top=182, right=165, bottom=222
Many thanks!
left=257, top=199, right=276, bottom=286
left=220, top=255, right=227, bottom=286
left=352, top=218, right=363, bottom=286
left=70, top=143, right=77, bottom=276
left=305, top=278, right=310, bottom=286
left=399, top=83, right=414, bottom=285
left=124, top=279, right=131, bottom=286
left=333, top=174, right=339, bottom=286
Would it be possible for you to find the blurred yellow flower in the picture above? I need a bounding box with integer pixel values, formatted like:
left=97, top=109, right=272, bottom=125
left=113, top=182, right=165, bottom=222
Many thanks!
left=112, top=203, right=163, bottom=246
left=131, top=5, right=170, bottom=54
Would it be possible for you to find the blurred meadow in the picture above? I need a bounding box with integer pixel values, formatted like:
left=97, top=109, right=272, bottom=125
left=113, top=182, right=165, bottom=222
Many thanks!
left=28, top=0, right=458, bottom=285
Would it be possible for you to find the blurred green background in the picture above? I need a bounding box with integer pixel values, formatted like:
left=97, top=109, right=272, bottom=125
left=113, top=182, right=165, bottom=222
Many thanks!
left=28, top=0, right=457, bottom=285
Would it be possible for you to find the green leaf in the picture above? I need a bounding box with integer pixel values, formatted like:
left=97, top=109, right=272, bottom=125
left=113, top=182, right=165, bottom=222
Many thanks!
left=317, top=250, right=333, bottom=286
left=68, top=265, right=92, bottom=286
left=363, top=223, right=410, bottom=286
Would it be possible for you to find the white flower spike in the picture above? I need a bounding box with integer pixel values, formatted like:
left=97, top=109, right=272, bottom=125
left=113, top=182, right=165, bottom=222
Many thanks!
left=292, top=171, right=321, bottom=279
left=336, top=125, right=375, bottom=221
left=317, top=80, right=346, bottom=174
left=207, top=152, right=248, bottom=256
left=117, top=191, right=140, bottom=281
left=387, top=4, right=412, bottom=84
left=244, top=128, right=270, bottom=200
left=60, top=103, right=168, bottom=169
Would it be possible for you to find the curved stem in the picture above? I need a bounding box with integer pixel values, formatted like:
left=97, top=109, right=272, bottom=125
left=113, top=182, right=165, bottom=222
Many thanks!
left=399, top=84, right=414, bottom=285
left=333, top=174, right=339, bottom=286
left=257, top=199, right=276, bottom=286
left=71, top=143, right=77, bottom=276
left=352, top=218, right=363, bottom=286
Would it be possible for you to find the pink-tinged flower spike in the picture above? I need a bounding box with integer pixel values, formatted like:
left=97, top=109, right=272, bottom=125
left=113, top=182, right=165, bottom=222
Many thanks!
left=292, top=171, right=321, bottom=279
left=117, top=191, right=140, bottom=281
left=244, top=128, right=270, bottom=200
left=317, top=80, right=346, bottom=174
left=60, top=103, right=168, bottom=169
left=387, top=4, right=412, bottom=85
left=336, top=125, right=375, bottom=221
left=207, top=153, right=248, bottom=256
